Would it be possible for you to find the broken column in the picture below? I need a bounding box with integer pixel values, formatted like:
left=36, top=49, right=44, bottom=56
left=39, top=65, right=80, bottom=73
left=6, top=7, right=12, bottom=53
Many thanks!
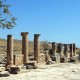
left=58, top=43, right=63, bottom=57
left=69, top=43, right=77, bottom=62
left=70, top=44, right=73, bottom=58
left=52, top=42, right=57, bottom=56
left=73, top=43, right=76, bottom=56
left=52, top=42, right=57, bottom=61
left=7, top=35, right=13, bottom=66
left=64, top=44, right=68, bottom=57
left=21, top=32, right=28, bottom=64
left=34, top=34, right=40, bottom=63
left=64, top=44, right=68, bottom=62
left=58, top=43, right=64, bottom=62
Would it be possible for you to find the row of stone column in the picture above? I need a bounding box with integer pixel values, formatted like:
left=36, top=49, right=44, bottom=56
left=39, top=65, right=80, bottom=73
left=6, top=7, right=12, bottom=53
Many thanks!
left=52, top=42, right=76, bottom=62
left=7, top=32, right=40, bottom=66
left=6, top=32, right=77, bottom=66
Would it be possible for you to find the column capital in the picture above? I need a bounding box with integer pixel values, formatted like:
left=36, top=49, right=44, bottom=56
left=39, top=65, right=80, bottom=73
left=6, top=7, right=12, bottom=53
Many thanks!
left=70, top=43, right=73, bottom=45
left=52, top=42, right=56, bottom=46
left=64, top=44, right=68, bottom=46
left=34, top=34, right=40, bottom=37
left=21, top=32, right=28, bottom=36
left=7, top=35, right=13, bottom=37
left=58, top=43, right=63, bottom=46
left=52, top=42, right=56, bottom=44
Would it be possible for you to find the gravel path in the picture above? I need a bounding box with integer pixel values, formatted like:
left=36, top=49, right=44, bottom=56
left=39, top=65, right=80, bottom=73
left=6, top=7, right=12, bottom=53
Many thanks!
left=1, top=63, right=80, bottom=80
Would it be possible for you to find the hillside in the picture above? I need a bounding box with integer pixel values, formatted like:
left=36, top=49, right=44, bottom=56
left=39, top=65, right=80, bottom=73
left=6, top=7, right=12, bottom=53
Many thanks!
left=0, top=38, right=51, bottom=55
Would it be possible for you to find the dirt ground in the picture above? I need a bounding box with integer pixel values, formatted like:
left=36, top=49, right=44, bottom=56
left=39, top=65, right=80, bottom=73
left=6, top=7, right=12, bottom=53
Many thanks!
left=1, top=62, right=80, bottom=80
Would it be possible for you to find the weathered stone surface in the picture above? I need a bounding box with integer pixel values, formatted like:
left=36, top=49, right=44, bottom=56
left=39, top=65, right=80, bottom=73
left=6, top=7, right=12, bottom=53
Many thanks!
left=25, top=61, right=37, bottom=69
left=73, top=43, right=76, bottom=56
left=70, top=44, right=74, bottom=57
left=13, top=54, right=23, bottom=65
left=58, top=43, right=64, bottom=60
left=21, top=32, right=29, bottom=64
left=7, top=35, right=13, bottom=66
left=46, top=61, right=52, bottom=65
left=70, top=56, right=78, bottom=62
left=0, top=71, right=10, bottom=77
left=9, top=66, right=20, bottom=74
left=34, top=34, right=40, bottom=63
left=55, top=53, right=60, bottom=63
left=38, top=53, right=46, bottom=63
left=0, top=67, right=5, bottom=72
left=46, top=50, right=52, bottom=62
left=64, top=57, right=68, bottom=63
left=52, top=42, right=57, bottom=56
left=64, top=44, right=68, bottom=57
left=26, top=65, right=37, bottom=69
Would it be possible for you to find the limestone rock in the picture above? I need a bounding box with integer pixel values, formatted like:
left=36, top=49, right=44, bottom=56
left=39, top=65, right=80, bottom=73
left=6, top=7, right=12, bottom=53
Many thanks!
left=0, top=67, right=5, bottom=72
left=0, top=71, right=10, bottom=77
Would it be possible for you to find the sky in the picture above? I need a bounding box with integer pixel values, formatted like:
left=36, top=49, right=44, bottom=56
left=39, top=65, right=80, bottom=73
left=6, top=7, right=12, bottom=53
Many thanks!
left=0, top=0, right=80, bottom=47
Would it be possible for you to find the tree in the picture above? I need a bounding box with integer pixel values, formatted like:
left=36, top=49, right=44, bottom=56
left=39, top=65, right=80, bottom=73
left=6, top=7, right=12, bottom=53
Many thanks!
left=0, top=0, right=16, bottom=29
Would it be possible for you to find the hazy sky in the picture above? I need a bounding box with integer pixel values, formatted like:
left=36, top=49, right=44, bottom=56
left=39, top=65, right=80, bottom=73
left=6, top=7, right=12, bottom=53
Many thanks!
left=1, top=0, right=80, bottom=47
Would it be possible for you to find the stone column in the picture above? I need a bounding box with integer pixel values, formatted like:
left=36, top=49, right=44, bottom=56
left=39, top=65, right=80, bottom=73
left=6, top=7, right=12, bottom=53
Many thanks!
left=70, top=44, right=73, bottom=57
left=64, top=44, right=68, bottom=62
left=73, top=43, right=76, bottom=56
left=58, top=43, right=63, bottom=58
left=34, top=34, right=40, bottom=63
left=21, top=32, right=28, bottom=64
left=7, top=35, right=13, bottom=66
left=64, top=44, right=68, bottom=57
left=58, top=43, right=64, bottom=62
left=52, top=42, right=56, bottom=56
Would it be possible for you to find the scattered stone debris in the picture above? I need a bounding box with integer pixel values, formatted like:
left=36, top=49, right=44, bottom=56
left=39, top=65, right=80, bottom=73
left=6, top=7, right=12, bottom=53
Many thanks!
left=0, top=71, right=10, bottom=77
left=0, top=67, right=5, bottom=72
left=0, top=32, right=79, bottom=78
left=25, top=61, right=37, bottom=69
left=8, top=66, right=20, bottom=74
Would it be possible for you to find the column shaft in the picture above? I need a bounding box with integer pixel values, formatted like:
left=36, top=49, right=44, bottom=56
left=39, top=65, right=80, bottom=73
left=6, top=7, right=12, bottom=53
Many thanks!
left=73, top=43, right=76, bottom=56
left=7, top=35, right=13, bottom=65
left=70, top=44, right=73, bottom=57
left=21, top=32, right=28, bottom=64
left=52, top=42, right=56, bottom=56
left=64, top=44, right=68, bottom=57
left=34, top=34, right=40, bottom=63
left=58, top=43, right=63, bottom=58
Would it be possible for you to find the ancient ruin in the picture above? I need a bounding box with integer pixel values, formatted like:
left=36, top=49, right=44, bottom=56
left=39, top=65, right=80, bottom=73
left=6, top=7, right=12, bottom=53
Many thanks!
left=7, top=35, right=13, bottom=66
left=34, top=34, right=40, bottom=63
left=0, top=32, right=79, bottom=76
left=21, top=32, right=29, bottom=64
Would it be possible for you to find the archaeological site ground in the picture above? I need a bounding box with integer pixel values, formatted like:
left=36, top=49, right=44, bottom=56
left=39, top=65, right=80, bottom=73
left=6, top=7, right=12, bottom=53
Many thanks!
left=0, top=32, right=80, bottom=80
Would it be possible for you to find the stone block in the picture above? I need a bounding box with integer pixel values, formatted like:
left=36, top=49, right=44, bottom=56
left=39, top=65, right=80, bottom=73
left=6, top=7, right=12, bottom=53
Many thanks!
left=25, top=61, right=37, bottom=69
left=55, top=53, right=60, bottom=63
left=13, top=54, right=23, bottom=65
left=64, top=57, right=68, bottom=63
left=0, top=67, right=5, bottom=72
left=9, top=66, right=20, bottom=74
left=70, top=56, right=78, bottom=62
left=0, top=71, right=10, bottom=77
left=38, top=53, right=46, bottom=63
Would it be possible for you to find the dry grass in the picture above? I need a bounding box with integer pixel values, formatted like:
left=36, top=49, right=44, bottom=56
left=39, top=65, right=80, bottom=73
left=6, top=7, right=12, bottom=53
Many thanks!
left=0, top=38, right=51, bottom=55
